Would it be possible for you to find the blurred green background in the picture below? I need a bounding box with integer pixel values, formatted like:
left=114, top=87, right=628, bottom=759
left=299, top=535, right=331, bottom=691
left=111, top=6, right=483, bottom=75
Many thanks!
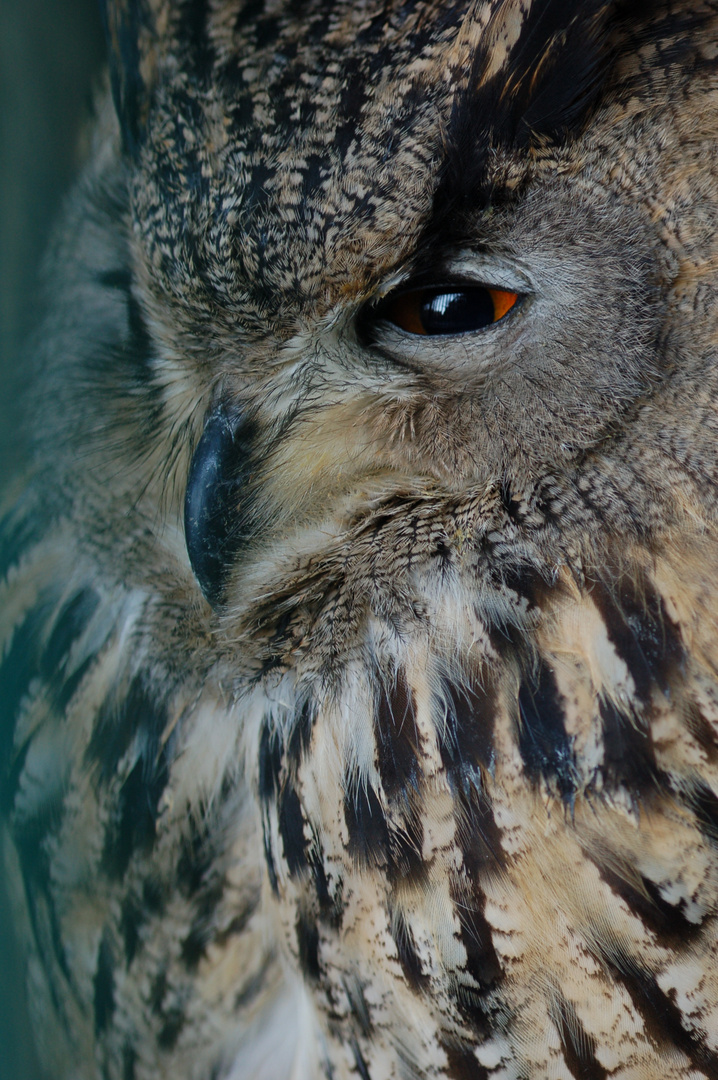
left=0, top=3, right=105, bottom=1077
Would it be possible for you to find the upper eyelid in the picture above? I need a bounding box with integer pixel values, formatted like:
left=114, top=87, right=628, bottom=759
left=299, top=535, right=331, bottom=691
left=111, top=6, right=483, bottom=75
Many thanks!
left=441, top=252, right=533, bottom=292
left=369, top=282, right=524, bottom=317
left=369, top=259, right=532, bottom=305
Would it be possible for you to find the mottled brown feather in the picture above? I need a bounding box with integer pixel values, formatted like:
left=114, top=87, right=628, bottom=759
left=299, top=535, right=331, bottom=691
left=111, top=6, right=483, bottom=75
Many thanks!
left=5, top=1, right=718, bottom=1078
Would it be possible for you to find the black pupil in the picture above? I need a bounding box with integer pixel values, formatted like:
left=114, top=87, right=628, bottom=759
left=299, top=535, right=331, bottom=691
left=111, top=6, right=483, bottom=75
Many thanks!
left=420, top=288, right=495, bottom=334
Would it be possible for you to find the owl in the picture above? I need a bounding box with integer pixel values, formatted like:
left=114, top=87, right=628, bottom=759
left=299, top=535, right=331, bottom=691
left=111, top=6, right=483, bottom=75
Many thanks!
left=4, top=0, right=718, bottom=1077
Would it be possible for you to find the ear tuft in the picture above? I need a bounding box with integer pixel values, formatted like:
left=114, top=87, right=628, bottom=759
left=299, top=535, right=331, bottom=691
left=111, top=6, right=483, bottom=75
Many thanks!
left=434, top=0, right=670, bottom=220
left=99, top=0, right=162, bottom=157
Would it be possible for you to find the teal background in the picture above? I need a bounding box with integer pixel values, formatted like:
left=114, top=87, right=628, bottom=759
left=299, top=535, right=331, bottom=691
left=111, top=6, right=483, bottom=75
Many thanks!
left=0, top=3, right=105, bottom=1077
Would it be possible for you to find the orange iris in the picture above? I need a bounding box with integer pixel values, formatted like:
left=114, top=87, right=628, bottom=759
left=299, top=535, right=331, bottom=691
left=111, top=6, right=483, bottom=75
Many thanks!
left=385, top=286, right=519, bottom=336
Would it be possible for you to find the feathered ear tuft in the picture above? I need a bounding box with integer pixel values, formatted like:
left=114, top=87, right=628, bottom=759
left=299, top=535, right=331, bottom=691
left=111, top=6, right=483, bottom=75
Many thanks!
left=435, top=0, right=658, bottom=217
left=99, top=0, right=164, bottom=157
left=477, top=0, right=615, bottom=150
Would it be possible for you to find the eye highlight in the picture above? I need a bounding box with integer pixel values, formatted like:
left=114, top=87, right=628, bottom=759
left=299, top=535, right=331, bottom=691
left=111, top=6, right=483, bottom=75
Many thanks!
left=379, top=285, right=520, bottom=336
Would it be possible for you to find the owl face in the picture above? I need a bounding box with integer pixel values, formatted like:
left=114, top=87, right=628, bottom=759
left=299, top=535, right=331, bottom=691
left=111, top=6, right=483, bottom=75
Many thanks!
left=109, top=0, right=684, bottom=618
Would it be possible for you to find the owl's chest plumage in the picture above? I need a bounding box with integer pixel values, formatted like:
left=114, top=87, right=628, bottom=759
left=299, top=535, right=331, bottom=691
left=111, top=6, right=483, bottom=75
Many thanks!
left=239, top=488, right=718, bottom=1079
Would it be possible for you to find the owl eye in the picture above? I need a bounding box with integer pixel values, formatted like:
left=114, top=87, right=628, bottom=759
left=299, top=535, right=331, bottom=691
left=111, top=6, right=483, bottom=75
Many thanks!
left=379, top=285, right=520, bottom=336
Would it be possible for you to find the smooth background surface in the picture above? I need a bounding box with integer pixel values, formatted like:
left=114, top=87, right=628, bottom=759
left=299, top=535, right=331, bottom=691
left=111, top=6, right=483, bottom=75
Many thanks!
left=0, top=3, right=105, bottom=1077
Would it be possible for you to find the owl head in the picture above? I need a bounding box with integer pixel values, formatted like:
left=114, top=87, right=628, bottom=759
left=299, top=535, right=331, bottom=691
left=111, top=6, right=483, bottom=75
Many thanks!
left=9, top=7, right=718, bottom=1078
left=33, top=0, right=717, bottom=636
